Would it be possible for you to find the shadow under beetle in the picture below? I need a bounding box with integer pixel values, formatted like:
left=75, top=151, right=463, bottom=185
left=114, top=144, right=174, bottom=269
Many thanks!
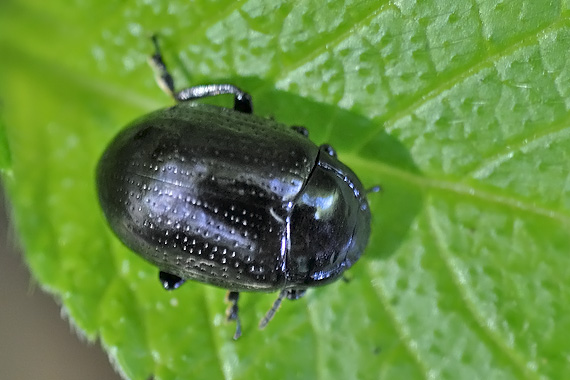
left=96, top=37, right=379, bottom=339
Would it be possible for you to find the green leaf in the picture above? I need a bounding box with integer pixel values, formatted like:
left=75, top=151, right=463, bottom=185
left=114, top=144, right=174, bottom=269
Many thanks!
left=1, top=0, right=569, bottom=379
left=0, top=115, right=12, bottom=172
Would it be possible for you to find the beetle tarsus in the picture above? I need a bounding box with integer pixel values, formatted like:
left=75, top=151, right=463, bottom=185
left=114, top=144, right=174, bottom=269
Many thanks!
left=259, top=289, right=285, bottom=329
left=226, top=291, right=242, bottom=340
left=259, top=289, right=307, bottom=329
left=148, top=35, right=175, bottom=96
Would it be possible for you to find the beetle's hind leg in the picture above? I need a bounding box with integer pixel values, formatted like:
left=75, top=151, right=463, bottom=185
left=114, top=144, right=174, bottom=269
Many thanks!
left=225, top=291, right=242, bottom=340
left=149, top=35, right=253, bottom=114
left=175, top=84, right=253, bottom=114
left=259, top=289, right=306, bottom=329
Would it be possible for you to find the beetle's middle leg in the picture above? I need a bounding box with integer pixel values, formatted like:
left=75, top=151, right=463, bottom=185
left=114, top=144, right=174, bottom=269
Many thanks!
left=149, top=35, right=253, bottom=114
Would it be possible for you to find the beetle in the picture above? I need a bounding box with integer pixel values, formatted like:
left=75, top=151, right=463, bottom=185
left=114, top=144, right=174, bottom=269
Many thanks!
left=96, top=37, right=378, bottom=339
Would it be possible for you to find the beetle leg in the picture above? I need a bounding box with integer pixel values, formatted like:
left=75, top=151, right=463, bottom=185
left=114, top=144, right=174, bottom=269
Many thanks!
left=149, top=36, right=253, bottom=114
left=149, top=35, right=176, bottom=97
left=175, top=85, right=253, bottom=114
left=225, top=291, right=242, bottom=340
left=320, top=144, right=337, bottom=158
left=259, top=290, right=286, bottom=329
left=290, top=125, right=309, bottom=137
left=159, top=271, right=185, bottom=290
left=285, top=289, right=307, bottom=300
left=259, top=289, right=307, bottom=329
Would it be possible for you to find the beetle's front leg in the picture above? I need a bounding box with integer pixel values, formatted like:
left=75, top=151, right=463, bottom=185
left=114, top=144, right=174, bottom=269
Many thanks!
left=149, top=36, right=253, bottom=114
left=259, top=289, right=307, bottom=329
left=225, top=291, right=242, bottom=340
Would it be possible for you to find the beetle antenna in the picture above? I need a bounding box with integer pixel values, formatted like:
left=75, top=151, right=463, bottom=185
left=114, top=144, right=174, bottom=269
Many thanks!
left=259, top=289, right=287, bottom=329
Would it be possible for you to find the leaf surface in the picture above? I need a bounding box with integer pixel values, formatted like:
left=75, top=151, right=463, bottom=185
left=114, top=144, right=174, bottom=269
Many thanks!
left=1, top=1, right=569, bottom=379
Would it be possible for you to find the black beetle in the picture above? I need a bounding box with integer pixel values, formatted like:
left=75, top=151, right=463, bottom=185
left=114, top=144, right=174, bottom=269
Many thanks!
left=96, top=37, right=378, bottom=339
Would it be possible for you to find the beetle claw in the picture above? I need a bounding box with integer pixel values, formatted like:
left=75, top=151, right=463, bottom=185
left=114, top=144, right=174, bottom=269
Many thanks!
left=233, top=319, right=242, bottom=340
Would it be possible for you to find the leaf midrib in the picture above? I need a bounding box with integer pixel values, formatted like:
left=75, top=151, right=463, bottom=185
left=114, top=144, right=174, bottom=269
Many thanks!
left=343, top=153, right=570, bottom=225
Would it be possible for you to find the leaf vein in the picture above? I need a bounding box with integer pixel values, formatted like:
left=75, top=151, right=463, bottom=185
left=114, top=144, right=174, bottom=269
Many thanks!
left=180, top=1, right=247, bottom=47
left=306, top=297, right=326, bottom=380
left=467, top=116, right=570, bottom=178
left=275, top=1, right=394, bottom=83
left=366, top=270, right=431, bottom=380
left=426, top=201, right=540, bottom=380
left=351, top=16, right=570, bottom=153
left=343, top=153, right=570, bottom=225
left=202, top=289, right=229, bottom=380
left=470, top=0, right=492, bottom=53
